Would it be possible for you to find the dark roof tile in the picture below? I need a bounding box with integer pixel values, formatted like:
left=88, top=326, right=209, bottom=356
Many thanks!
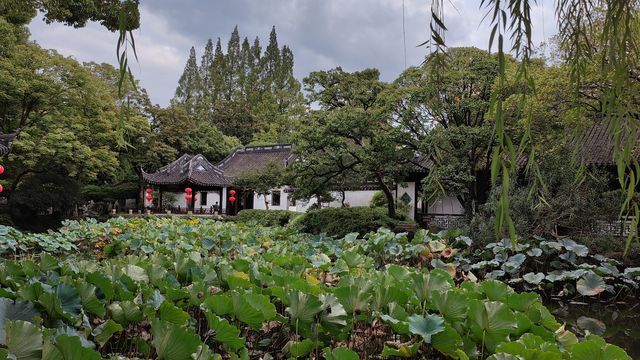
left=142, top=154, right=231, bottom=187
left=217, top=144, right=296, bottom=178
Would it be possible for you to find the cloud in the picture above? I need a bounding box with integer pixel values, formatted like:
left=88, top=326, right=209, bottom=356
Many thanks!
left=28, top=0, right=556, bottom=107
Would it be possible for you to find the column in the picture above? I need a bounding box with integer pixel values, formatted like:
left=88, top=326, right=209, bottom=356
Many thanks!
left=221, top=186, right=227, bottom=214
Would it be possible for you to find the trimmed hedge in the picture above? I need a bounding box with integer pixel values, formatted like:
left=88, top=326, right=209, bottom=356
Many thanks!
left=297, top=206, right=399, bottom=238
left=82, top=182, right=139, bottom=201
left=235, top=209, right=299, bottom=227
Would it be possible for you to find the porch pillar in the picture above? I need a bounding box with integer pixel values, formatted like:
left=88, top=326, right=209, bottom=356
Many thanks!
left=221, top=186, right=227, bottom=214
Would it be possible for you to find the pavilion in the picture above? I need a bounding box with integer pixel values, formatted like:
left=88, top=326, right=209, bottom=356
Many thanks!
left=141, top=144, right=296, bottom=215
left=141, top=154, right=232, bottom=214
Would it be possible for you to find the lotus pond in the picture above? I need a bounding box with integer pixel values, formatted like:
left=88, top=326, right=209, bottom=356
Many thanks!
left=0, top=217, right=636, bottom=359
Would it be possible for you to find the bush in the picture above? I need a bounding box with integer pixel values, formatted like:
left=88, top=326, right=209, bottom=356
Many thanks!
left=235, top=209, right=299, bottom=227
left=298, top=206, right=399, bottom=238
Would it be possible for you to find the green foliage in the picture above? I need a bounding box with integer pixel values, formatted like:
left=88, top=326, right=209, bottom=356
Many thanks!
left=9, top=172, right=81, bottom=230
left=0, top=217, right=631, bottom=359
left=234, top=209, right=298, bottom=227
left=82, top=182, right=139, bottom=201
left=469, top=152, right=621, bottom=243
left=233, top=162, right=285, bottom=209
left=0, top=0, right=140, bottom=30
left=173, top=26, right=304, bottom=144
left=297, top=207, right=399, bottom=238
left=292, top=68, right=412, bottom=218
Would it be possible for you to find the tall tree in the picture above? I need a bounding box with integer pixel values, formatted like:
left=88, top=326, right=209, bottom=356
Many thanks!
left=198, top=38, right=215, bottom=113
left=384, top=47, right=501, bottom=215
left=225, top=26, right=242, bottom=101
left=173, top=47, right=201, bottom=113
left=292, top=68, right=412, bottom=218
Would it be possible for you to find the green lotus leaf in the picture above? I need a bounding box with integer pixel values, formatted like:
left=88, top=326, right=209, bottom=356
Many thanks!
left=107, top=301, right=143, bottom=326
left=151, top=319, right=201, bottom=360
left=204, top=312, right=245, bottom=352
left=123, top=264, right=149, bottom=282
left=479, top=280, right=512, bottom=302
left=506, top=292, right=539, bottom=312
left=335, top=283, right=372, bottom=314
left=285, top=290, right=323, bottom=325
left=576, top=272, right=606, bottom=296
left=0, top=299, right=38, bottom=344
left=407, top=313, right=445, bottom=343
left=381, top=342, right=420, bottom=358
left=203, top=294, right=233, bottom=316
left=42, top=334, right=101, bottom=360
left=576, top=316, right=606, bottom=336
left=232, top=292, right=276, bottom=330
left=431, top=289, right=468, bottom=323
left=288, top=339, right=316, bottom=358
left=76, top=282, right=105, bottom=317
left=91, top=319, right=123, bottom=348
left=523, top=272, right=545, bottom=285
left=468, top=300, right=517, bottom=350
left=570, top=335, right=630, bottom=360
left=5, top=320, right=42, bottom=360
left=191, top=344, right=221, bottom=360
left=323, top=347, right=360, bottom=360
left=411, top=269, right=453, bottom=303
left=159, top=301, right=190, bottom=325
left=431, top=322, right=464, bottom=358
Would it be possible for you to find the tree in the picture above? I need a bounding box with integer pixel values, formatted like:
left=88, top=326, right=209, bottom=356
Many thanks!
left=0, top=0, right=140, bottom=30
left=384, top=47, right=501, bottom=215
left=174, top=47, right=201, bottom=114
left=173, top=26, right=303, bottom=145
left=292, top=68, right=413, bottom=218
left=233, top=161, right=285, bottom=210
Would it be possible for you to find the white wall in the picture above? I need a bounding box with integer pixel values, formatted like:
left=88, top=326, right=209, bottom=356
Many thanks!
left=327, top=190, right=378, bottom=208
left=162, top=191, right=221, bottom=210
left=253, top=187, right=290, bottom=211
left=427, top=196, right=465, bottom=215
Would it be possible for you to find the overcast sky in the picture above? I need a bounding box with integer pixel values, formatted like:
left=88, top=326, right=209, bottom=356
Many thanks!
left=28, top=0, right=556, bottom=107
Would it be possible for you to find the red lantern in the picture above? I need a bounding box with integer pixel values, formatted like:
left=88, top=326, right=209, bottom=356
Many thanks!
left=185, top=187, right=193, bottom=194
left=0, top=184, right=3, bottom=193
left=146, top=188, right=153, bottom=194
left=145, top=194, right=153, bottom=201
left=229, top=189, right=236, bottom=196
left=185, top=194, right=193, bottom=202
left=0, top=165, right=5, bottom=175
left=229, top=195, right=236, bottom=204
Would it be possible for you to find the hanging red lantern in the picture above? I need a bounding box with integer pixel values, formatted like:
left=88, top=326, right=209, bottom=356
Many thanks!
left=0, top=165, right=5, bottom=175
left=0, top=184, right=3, bottom=193
left=185, top=194, right=193, bottom=202
left=145, top=194, right=153, bottom=201
left=146, top=188, right=153, bottom=194
left=229, top=195, right=236, bottom=204
left=229, top=189, right=236, bottom=196
left=185, top=187, right=193, bottom=194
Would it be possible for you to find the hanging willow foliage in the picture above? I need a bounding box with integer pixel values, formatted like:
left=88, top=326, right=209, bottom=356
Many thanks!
left=428, top=0, right=640, bottom=253
left=116, top=1, right=139, bottom=149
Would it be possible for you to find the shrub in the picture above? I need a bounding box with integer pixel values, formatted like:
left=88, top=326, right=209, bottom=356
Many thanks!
left=298, top=206, right=399, bottom=237
left=235, top=209, right=299, bottom=227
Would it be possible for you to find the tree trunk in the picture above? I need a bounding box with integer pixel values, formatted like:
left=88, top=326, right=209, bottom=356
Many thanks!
left=376, top=174, right=396, bottom=218
left=263, top=193, right=269, bottom=210
left=340, top=190, right=346, bottom=207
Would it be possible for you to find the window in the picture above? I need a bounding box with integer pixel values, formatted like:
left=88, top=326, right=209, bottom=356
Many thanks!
left=271, top=191, right=281, bottom=206
left=200, top=192, right=208, bottom=206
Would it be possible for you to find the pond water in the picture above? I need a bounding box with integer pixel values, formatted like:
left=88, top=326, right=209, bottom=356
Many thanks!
left=548, top=299, right=640, bottom=358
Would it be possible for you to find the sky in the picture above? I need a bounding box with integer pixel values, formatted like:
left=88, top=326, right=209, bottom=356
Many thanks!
left=28, top=0, right=556, bottom=107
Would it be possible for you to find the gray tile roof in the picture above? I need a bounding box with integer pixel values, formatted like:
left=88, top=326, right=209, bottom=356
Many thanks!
left=142, top=154, right=231, bottom=187
left=216, top=144, right=296, bottom=178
